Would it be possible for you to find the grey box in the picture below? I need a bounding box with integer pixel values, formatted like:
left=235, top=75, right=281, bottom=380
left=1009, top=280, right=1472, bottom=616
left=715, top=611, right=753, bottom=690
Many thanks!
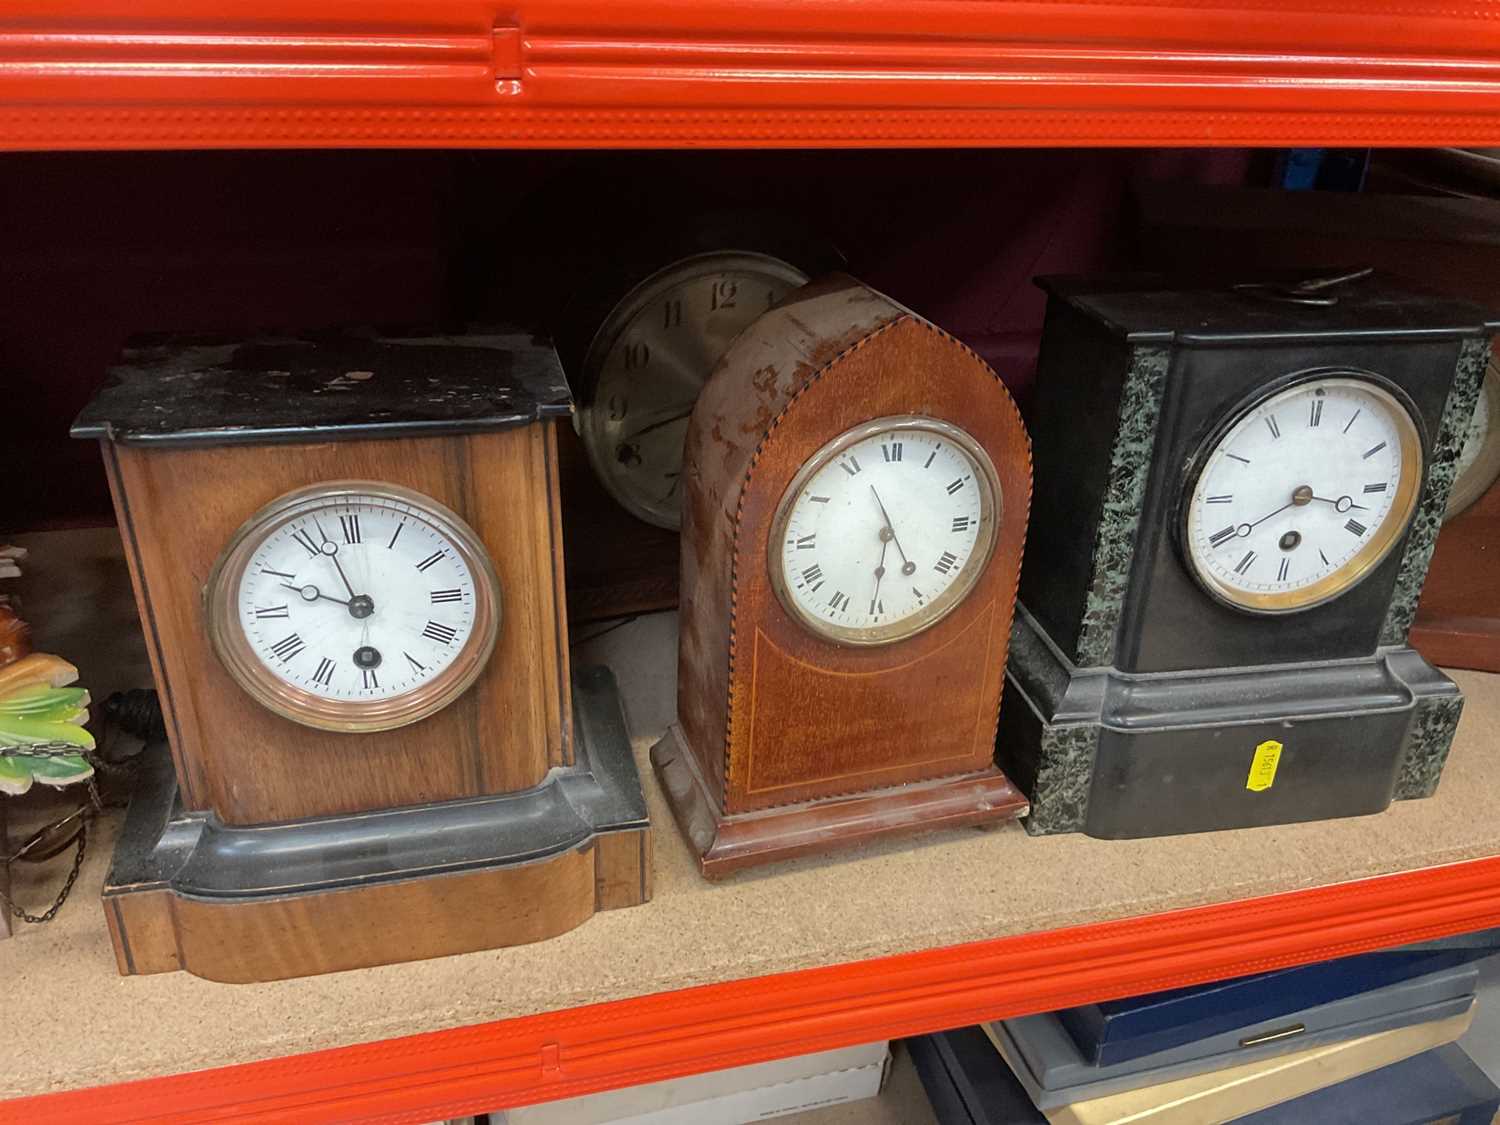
left=995, top=963, right=1479, bottom=1109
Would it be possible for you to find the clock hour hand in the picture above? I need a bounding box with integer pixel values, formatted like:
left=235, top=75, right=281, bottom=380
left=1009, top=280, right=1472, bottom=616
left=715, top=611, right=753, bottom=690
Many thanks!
left=869, top=485, right=918, bottom=577
left=282, top=581, right=350, bottom=607
left=280, top=582, right=374, bottom=620
left=1309, top=494, right=1369, bottom=513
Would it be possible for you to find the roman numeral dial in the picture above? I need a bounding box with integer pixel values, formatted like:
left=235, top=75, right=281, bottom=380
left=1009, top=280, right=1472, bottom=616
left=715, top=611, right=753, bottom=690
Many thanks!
left=1184, top=377, right=1422, bottom=613
left=774, top=418, right=999, bottom=644
left=214, top=483, right=501, bottom=729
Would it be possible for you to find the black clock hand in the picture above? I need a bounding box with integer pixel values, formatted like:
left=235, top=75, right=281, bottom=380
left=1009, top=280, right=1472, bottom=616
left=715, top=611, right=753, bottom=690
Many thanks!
left=280, top=582, right=374, bottom=619
left=871, top=535, right=889, bottom=613
left=1221, top=484, right=1316, bottom=545
left=312, top=518, right=361, bottom=600
left=624, top=406, right=695, bottom=442
left=281, top=582, right=351, bottom=608
left=1310, top=494, right=1369, bottom=512
left=869, top=485, right=918, bottom=576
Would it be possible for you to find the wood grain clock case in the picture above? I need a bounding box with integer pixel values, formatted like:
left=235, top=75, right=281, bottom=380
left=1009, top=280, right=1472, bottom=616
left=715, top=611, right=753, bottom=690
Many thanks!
left=652, top=275, right=1032, bottom=877
left=998, top=273, right=1497, bottom=839
left=72, top=331, right=650, bottom=982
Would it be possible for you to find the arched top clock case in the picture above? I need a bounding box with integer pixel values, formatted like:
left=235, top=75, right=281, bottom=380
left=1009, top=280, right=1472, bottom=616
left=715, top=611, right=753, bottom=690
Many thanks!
left=654, top=274, right=1032, bottom=876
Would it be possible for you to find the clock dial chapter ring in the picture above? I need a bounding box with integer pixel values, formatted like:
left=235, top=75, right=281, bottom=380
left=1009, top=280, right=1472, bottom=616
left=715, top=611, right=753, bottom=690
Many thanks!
left=767, top=415, right=1002, bottom=647
left=1181, top=374, right=1424, bottom=615
left=206, top=480, right=502, bottom=733
left=576, top=251, right=810, bottom=530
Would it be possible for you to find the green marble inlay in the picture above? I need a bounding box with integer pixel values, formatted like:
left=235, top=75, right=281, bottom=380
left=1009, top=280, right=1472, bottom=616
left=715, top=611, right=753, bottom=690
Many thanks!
left=1394, top=693, right=1465, bottom=800
left=1020, top=723, right=1098, bottom=836
left=1381, top=336, right=1491, bottom=644
left=1075, top=345, right=1169, bottom=668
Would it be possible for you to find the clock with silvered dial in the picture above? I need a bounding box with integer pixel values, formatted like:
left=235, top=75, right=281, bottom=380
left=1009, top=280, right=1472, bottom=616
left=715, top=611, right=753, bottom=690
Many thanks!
left=1184, top=377, right=1422, bottom=614
left=207, top=481, right=501, bottom=732
left=577, top=250, right=809, bottom=529
left=772, top=417, right=999, bottom=644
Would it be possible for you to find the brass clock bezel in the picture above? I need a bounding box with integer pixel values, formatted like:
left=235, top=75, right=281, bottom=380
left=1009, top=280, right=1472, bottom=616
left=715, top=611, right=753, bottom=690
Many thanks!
left=1444, top=353, right=1500, bottom=520
left=767, top=415, right=1002, bottom=647
left=576, top=250, right=810, bottom=530
left=1180, top=373, right=1424, bottom=616
left=205, top=480, right=502, bottom=733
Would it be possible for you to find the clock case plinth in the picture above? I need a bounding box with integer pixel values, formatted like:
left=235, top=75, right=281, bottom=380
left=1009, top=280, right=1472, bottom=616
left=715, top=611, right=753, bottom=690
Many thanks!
left=73, top=329, right=652, bottom=981
left=103, top=666, right=649, bottom=983
left=653, top=275, right=1032, bottom=878
left=998, top=274, right=1497, bottom=839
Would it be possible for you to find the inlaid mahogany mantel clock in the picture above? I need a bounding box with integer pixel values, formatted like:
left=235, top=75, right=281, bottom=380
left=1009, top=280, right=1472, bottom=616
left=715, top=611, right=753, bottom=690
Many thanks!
left=652, top=275, right=1032, bottom=877
left=73, top=330, right=650, bottom=982
left=998, top=272, right=1497, bottom=839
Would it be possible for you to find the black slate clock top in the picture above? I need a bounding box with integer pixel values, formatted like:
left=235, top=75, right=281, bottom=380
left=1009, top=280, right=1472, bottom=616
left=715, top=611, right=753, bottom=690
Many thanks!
left=71, top=328, right=572, bottom=447
left=1039, top=272, right=1499, bottom=344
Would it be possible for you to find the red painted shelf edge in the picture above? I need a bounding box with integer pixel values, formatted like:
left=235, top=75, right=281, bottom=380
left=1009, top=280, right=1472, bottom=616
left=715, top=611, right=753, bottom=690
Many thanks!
left=9, top=852, right=1500, bottom=1125
left=6, top=0, right=1500, bottom=149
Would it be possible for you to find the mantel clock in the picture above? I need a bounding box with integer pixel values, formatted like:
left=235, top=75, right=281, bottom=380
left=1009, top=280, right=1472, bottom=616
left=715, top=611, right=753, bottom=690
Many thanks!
left=653, top=275, right=1032, bottom=877
left=999, top=272, right=1497, bottom=838
left=73, top=330, right=650, bottom=982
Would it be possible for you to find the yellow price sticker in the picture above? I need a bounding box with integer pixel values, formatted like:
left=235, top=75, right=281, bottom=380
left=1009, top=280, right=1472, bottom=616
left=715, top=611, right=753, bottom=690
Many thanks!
left=1246, top=740, right=1282, bottom=792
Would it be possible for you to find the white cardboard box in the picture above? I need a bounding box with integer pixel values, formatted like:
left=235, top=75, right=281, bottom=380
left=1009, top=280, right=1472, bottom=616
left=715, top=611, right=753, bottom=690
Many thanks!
left=494, top=1041, right=890, bottom=1125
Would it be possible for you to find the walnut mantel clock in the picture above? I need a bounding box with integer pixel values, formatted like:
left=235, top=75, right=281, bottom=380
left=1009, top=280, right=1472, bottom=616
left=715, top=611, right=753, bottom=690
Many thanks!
left=73, top=330, right=650, bottom=982
left=998, top=272, right=1497, bottom=839
left=652, top=275, right=1032, bottom=877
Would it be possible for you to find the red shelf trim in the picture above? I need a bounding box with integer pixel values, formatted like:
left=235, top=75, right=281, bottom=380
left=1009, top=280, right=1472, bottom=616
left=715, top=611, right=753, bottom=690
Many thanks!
left=5, top=0, right=1500, bottom=148
left=8, top=852, right=1500, bottom=1125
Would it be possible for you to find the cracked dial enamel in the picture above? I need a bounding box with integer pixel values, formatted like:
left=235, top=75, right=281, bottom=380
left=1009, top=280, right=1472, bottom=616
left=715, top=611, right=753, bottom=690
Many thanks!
left=1184, top=377, right=1423, bottom=614
left=207, top=481, right=501, bottom=731
left=771, top=416, right=1000, bottom=645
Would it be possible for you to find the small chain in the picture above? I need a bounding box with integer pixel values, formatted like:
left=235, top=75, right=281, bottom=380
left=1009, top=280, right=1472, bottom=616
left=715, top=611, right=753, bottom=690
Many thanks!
left=0, top=743, right=93, bottom=760
left=1, top=820, right=87, bottom=925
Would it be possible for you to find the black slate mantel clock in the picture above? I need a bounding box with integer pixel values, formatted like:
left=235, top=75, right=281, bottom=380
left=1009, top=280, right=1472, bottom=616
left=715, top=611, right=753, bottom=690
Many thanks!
left=998, top=272, right=1497, bottom=838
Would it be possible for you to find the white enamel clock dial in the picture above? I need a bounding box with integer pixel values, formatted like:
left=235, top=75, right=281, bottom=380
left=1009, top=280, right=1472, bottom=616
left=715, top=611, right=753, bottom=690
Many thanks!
left=771, top=417, right=1000, bottom=645
left=1184, top=377, right=1423, bottom=614
left=207, top=482, right=501, bottom=731
left=578, top=251, right=809, bottom=530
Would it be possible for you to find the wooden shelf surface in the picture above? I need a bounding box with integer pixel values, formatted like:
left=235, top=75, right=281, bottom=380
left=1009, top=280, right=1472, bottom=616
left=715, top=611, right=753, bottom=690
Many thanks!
left=2, top=554, right=1500, bottom=1124
left=5, top=0, right=1500, bottom=150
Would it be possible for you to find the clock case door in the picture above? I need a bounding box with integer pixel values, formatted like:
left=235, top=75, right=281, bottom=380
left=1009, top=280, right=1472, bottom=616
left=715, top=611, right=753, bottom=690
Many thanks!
left=998, top=273, right=1497, bottom=838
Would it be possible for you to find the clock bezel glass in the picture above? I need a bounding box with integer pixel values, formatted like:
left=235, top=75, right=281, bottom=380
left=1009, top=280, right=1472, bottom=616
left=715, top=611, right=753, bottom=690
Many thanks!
left=205, top=480, right=502, bottom=732
left=1179, top=372, right=1424, bottom=615
left=576, top=250, right=810, bottom=530
left=767, top=415, right=1002, bottom=647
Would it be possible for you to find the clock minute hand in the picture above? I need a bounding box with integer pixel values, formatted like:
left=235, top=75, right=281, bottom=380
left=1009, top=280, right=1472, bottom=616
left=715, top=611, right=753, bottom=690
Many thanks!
left=869, top=485, right=917, bottom=572
left=624, top=406, right=695, bottom=442
left=312, top=518, right=361, bottom=600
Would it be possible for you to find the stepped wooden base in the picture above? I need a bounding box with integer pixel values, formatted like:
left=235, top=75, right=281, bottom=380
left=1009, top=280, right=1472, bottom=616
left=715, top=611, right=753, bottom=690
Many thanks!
left=103, top=830, right=651, bottom=983
left=651, top=724, right=1028, bottom=879
left=103, top=664, right=652, bottom=983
